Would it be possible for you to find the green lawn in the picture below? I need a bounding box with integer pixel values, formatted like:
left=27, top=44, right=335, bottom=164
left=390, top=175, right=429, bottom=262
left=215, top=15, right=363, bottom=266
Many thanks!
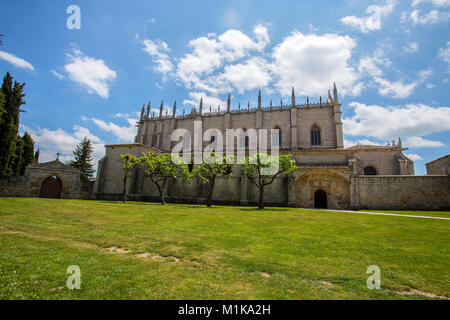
left=0, top=198, right=448, bottom=300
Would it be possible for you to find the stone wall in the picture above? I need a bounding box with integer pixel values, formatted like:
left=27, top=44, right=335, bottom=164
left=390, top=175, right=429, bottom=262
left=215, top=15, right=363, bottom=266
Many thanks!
left=0, top=160, right=85, bottom=199
left=354, top=176, right=450, bottom=210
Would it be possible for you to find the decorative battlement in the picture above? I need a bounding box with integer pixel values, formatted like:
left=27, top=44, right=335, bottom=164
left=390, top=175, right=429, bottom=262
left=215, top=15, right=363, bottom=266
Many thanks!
left=138, top=84, right=339, bottom=122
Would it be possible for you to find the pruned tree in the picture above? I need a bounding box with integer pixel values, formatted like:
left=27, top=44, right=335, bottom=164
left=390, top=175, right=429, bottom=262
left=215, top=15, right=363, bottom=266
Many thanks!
left=242, top=153, right=296, bottom=209
left=139, top=153, right=191, bottom=205
left=193, top=153, right=234, bottom=208
left=67, top=137, right=95, bottom=181
left=118, top=154, right=138, bottom=203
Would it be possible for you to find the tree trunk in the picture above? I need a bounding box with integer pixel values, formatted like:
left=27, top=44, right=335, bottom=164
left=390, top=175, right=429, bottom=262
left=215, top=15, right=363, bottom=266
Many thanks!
left=207, top=178, right=215, bottom=208
left=122, top=176, right=127, bottom=203
left=157, top=184, right=165, bottom=205
left=258, top=186, right=264, bottom=209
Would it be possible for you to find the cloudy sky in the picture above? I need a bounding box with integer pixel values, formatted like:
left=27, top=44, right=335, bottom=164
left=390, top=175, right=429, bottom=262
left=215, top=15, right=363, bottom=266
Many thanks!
left=0, top=0, right=449, bottom=174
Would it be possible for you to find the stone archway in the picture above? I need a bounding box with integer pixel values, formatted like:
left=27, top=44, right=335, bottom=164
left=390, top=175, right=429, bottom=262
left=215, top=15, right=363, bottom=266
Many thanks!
left=39, top=176, right=62, bottom=199
left=314, top=189, right=328, bottom=209
left=295, top=170, right=350, bottom=209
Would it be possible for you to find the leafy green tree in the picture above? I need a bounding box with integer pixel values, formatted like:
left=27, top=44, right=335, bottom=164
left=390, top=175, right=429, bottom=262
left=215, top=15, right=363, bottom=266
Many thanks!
left=193, top=153, right=234, bottom=208
left=0, top=72, right=26, bottom=177
left=139, top=153, right=191, bottom=205
left=242, top=153, right=296, bottom=209
left=118, top=154, right=138, bottom=203
left=67, top=137, right=95, bottom=181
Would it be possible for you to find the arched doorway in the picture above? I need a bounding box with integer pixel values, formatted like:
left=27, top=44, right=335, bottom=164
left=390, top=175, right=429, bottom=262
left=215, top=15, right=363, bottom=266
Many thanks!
left=314, top=189, right=327, bottom=209
left=364, top=166, right=377, bottom=175
left=39, top=176, right=62, bottom=199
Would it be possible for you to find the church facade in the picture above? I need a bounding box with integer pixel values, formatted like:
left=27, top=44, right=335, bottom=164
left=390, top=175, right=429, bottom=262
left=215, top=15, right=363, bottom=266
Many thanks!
left=92, top=85, right=450, bottom=210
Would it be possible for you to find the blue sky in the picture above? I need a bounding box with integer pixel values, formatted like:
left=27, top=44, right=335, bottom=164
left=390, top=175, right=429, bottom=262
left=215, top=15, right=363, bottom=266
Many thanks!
left=0, top=0, right=449, bottom=174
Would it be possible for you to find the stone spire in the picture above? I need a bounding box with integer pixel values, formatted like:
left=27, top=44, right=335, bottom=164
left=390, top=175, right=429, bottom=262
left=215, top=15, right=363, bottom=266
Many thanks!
left=270, top=100, right=273, bottom=108
left=159, top=101, right=164, bottom=118
left=291, top=87, right=296, bottom=107
left=172, top=101, right=177, bottom=118
left=258, top=90, right=262, bottom=109
left=398, top=137, right=402, bottom=148
left=227, top=94, right=231, bottom=112
left=248, top=101, right=250, bottom=110
left=280, top=99, right=283, bottom=107
left=199, top=97, right=203, bottom=114
left=320, top=96, right=322, bottom=106
left=333, top=82, right=339, bottom=104
left=146, top=102, right=151, bottom=119
left=140, top=104, right=145, bottom=120
left=327, top=89, right=333, bottom=104
left=238, top=102, right=241, bottom=111
left=307, top=97, right=309, bottom=105
left=210, top=106, right=212, bottom=113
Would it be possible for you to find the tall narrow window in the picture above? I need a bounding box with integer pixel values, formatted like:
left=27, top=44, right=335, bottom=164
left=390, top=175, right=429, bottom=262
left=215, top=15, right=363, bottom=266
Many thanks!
left=311, top=125, right=321, bottom=146
left=274, top=126, right=282, bottom=148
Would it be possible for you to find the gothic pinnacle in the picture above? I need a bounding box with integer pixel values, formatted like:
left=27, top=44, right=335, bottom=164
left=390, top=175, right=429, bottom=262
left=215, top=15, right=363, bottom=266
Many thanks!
left=291, top=87, right=295, bottom=107
left=227, top=94, right=231, bottom=112
left=159, top=101, right=164, bottom=117
left=199, top=97, right=203, bottom=114
left=258, top=90, right=262, bottom=109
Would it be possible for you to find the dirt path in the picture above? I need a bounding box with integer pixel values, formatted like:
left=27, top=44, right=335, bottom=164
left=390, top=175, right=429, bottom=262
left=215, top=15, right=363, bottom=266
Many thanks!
left=322, top=209, right=450, bottom=221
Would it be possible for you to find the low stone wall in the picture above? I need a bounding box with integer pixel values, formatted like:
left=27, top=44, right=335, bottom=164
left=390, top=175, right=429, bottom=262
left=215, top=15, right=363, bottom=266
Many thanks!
left=355, top=175, right=450, bottom=210
left=0, top=176, right=34, bottom=197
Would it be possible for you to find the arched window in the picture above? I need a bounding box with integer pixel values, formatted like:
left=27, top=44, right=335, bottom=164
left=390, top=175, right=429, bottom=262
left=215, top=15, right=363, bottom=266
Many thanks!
left=311, top=124, right=321, bottom=146
left=364, top=166, right=377, bottom=175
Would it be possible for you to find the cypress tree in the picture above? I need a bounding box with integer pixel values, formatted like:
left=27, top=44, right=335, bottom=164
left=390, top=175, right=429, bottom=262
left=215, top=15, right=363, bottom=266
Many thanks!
left=10, top=135, right=24, bottom=176
left=20, top=132, right=35, bottom=175
left=67, top=137, right=95, bottom=181
left=0, top=72, right=26, bottom=177
left=34, top=149, right=40, bottom=164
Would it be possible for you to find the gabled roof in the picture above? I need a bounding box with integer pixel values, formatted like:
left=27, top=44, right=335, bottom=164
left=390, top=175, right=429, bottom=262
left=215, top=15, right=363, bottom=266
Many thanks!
left=425, top=154, right=450, bottom=165
left=28, top=159, right=80, bottom=172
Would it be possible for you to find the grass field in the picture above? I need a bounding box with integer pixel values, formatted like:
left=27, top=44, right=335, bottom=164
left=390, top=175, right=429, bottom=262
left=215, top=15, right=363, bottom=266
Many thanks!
left=0, top=198, right=449, bottom=300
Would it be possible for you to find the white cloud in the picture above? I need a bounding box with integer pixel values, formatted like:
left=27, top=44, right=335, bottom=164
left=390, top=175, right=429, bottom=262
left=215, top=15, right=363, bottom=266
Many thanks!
left=51, top=70, right=64, bottom=80
left=340, top=0, right=397, bottom=33
left=404, top=153, right=423, bottom=161
left=404, top=136, right=446, bottom=147
left=412, top=0, right=450, bottom=7
left=358, top=49, right=391, bottom=77
left=183, top=92, right=227, bottom=112
left=84, top=117, right=137, bottom=142
left=64, top=48, right=117, bottom=99
left=410, top=9, right=450, bottom=24
left=148, top=18, right=157, bottom=24
left=272, top=32, right=360, bottom=96
left=20, top=124, right=105, bottom=166
left=403, top=42, right=419, bottom=53
left=219, top=57, right=273, bottom=93
left=374, top=77, right=418, bottom=98
left=175, top=25, right=270, bottom=94
left=438, top=41, right=450, bottom=72
left=142, top=39, right=174, bottom=78
left=343, top=102, right=450, bottom=140
left=0, top=51, right=35, bottom=71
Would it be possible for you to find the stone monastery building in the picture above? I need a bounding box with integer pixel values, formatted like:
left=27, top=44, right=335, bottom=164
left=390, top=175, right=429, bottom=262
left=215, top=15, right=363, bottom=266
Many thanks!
left=92, top=85, right=449, bottom=210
